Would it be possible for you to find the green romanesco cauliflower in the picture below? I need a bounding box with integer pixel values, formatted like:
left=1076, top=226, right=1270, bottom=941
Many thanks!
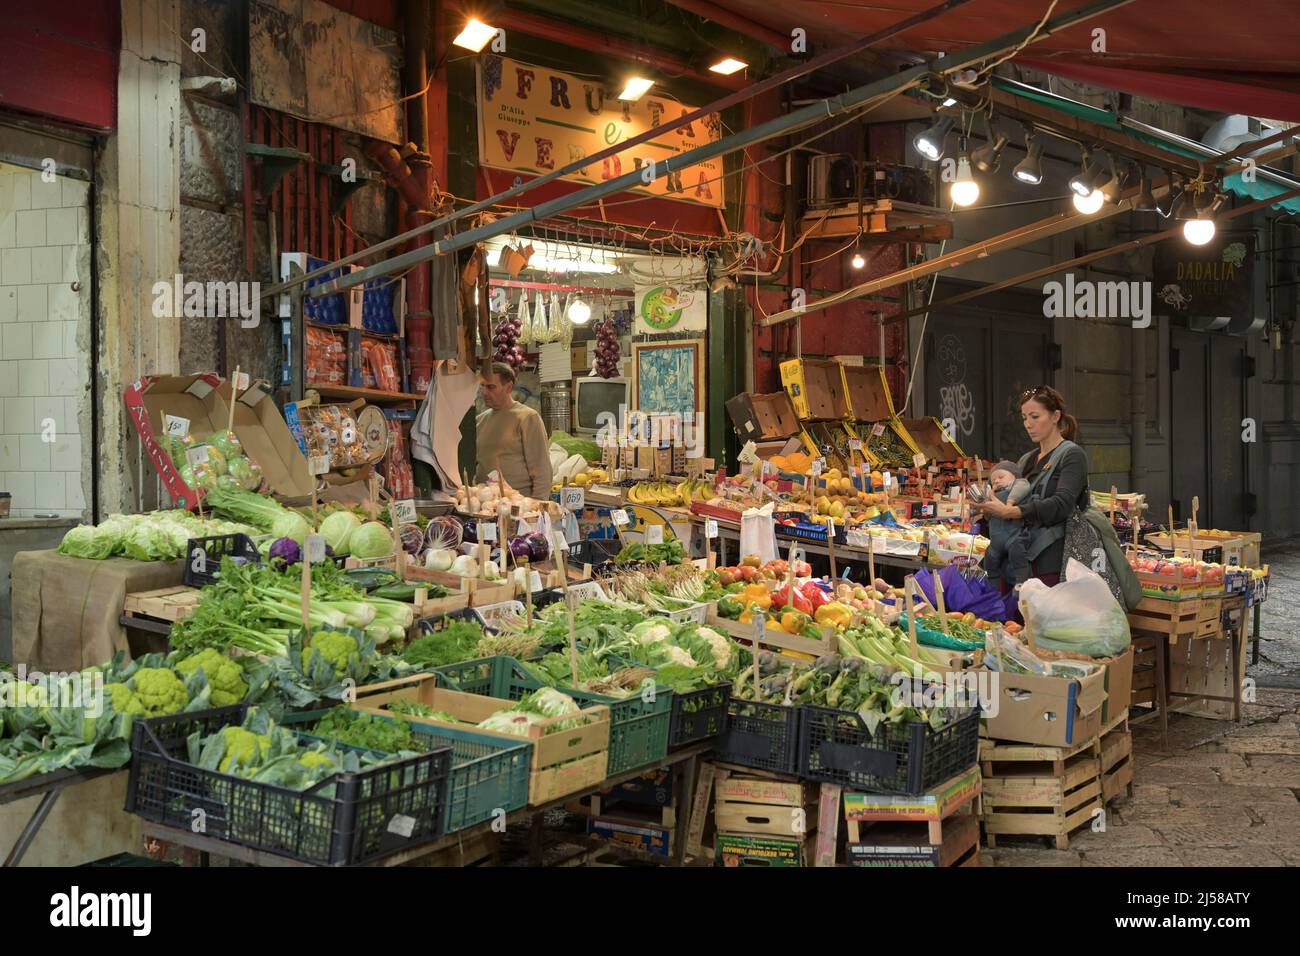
left=176, top=648, right=248, bottom=707
left=296, top=750, right=337, bottom=771
left=302, top=631, right=360, bottom=676
left=132, top=668, right=188, bottom=717
left=217, top=726, right=272, bottom=773
left=106, top=682, right=146, bottom=716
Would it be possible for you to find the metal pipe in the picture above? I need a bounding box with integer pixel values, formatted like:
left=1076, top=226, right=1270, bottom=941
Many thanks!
left=1119, top=116, right=1300, bottom=191
left=313, top=0, right=1139, bottom=298
left=1130, top=301, right=1145, bottom=493
left=261, top=0, right=979, bottom=301
left=662, top=0, right=789, bottom=50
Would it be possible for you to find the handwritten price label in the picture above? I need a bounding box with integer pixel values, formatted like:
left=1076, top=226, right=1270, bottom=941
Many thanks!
left=308, top=454, right=332, bottom=476
left=913, top=453, right=927, bottom=468
left=811, top=458, right=825, bottom=477
left=849, top=439, right=862, bottom=451
left=611, top=509, right=630, bottom=526
left=738, top=440, right=759, bottom=465
left=645, top=525, right=664, bottom=545
left=871, top=423, right=886, bottom=437
left=231, top=371, right=250, bottom=392
left=164, top=415, right=190, bottom=439
left=480, top=521, right=498, bottom=542
left=392, top=499, right=417, bottom=525
left=561, top=487, right=585, bottom=511
left=186, top=444, right=210, bottom=466
left=705, top=519, right=719, bottom=539
left=304, top=534, right=326, bottom=564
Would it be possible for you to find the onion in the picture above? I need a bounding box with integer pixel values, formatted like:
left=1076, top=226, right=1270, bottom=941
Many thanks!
left=425, top=547, right=456, bottom=571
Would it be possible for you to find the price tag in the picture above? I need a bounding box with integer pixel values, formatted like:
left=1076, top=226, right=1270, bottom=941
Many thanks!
left=760, top=460, right=772, bottom=477
left=528, top=570, right=544, bottom=592
left=231, top=370, right=250, bottom=392
left=849, top=439, right=862, bottom=451
left=186, top=444, right=210, bottom=466
left=913, top=453, right=927, bottom=468
left=882, top=470, right=892, bottom=488
left=308, top=454, right=331, bottom=476
left=304, top=534, right=326, bottom=564
left=738, top=440, right=758, bottom=465
left=645, top=524, right=664, bottom=545
left=611, top=509, right=630, bottom=526
left=164, top=415, right=190, bottom=439
left=392, top=499, right=417, bottom=525
left=811, top=458, right=825, bottom=476
left=705, top=519, right=719, bottom=539
left=480, top=521, right=498, bottom=542
left=928, top=464, right=941, bottom=474
left=752, top=610, right=765, bottom=642
left=386, top=814, right=417, bottom=839
left=871, top=423, right=886, bottom=437
left=561, top=486, right=585, bottom=511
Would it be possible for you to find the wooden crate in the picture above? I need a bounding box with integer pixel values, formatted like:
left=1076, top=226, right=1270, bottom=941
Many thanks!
left=1130, top=635, right=1160, bottom=710
left=980, top=736, right=1102, bottom=850
left=1127, top=596, right=1204, bottom=645
left=1099, top=711, right=1133, bottom=804
left=714, top=772, right=818, bottom=838
left=1168, top=603, right=1247, bottom=721
left=123, top=586, right=203, bottom=622
left=844, top=766, right=981, bottom=867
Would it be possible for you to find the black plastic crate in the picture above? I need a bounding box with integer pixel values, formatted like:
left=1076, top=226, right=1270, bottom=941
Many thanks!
left=569, top=536, right=623, bottom=570
left=125, top=704, right=453, bottom=866
left=183, top=534, right=260, bottom=587
left=668, top=682, right=731, bottom=749
left=799, top=706, right=980, bottom=795
left=416, top=607, right=482, bottom=634
left=715, top=697, right=801, bottom=774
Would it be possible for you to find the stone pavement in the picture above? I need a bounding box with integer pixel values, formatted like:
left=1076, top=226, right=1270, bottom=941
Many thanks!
left=985, top=689, right=1300, bottom=866
left=1256, top=539, right=1300, bottom=681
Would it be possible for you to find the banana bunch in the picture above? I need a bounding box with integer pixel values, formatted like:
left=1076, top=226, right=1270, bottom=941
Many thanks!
left=627, top=479, right=716, bottom=507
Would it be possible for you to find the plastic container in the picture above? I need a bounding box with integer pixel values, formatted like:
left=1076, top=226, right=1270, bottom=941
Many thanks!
left=125, top=704, right=453, bottom=866
left=798, top=706, right=980, bottom=795
left=569, top=537, right=623, bottom=570
left=715, top=697, right=801, bottom=774
left=668, top=682, right=732, bottom=749
left=182, top=533, right=261, bottom=587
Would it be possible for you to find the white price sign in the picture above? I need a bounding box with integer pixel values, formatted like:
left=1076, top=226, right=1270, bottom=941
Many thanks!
left=479, top=521, right=498, bottom=542
left=811, top=458, right=825, bottom=477
left=304, top=534, right=326, bottom=564
left=561, top=486, right=585, bottom=511
left=871, top=423, right=886, bottom=437
left=164, top=415, right=190, bottom=439
left=231, top=371, right=250, bottom=392
left=611, top=509, right=630, bottom=526
left=705, top=518, right=719, bottom=539
left=882, top=470, right=892, bottom=488
left=912, top=453, right=927, bottom=468
left=738, top=440, right=759, bottom=465
left=528, top=570, right=544, bottom=592
left=392, top=499, right=417, bottom=525
left=308, top=454, right=332, bottom=476
left=849, top=439, right=862, bottom=451
left=645, top=524, right=664, bottom=545
left=186, top=444, right=210, bottom=466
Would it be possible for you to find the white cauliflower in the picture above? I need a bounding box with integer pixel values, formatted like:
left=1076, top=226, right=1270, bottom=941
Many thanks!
left=661, top=645, right=698, bottom=668
left=692, top=627, right=735, bottom=669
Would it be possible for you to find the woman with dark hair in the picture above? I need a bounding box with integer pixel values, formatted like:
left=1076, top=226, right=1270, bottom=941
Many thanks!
left=974, top=385, right=1089, bottom=586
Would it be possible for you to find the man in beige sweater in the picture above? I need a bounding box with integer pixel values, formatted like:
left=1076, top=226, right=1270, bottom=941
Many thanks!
left=474, top=363, right=553, bottom=498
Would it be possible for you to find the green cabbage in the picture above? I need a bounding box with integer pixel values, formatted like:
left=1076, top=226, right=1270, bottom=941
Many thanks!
left=349, top=521, right=394, bottom=559
left=270, top=511, right=313, bottom=546
left=207, top=430, right=242, bottom=459
left=319, top=510, right=361, bottom=553
left=549, top=430, right=601, bottom=464
left=57, top=525, right=116, bottom=560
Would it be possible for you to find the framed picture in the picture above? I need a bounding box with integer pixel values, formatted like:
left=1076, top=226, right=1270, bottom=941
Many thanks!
left=632, top=339, right=706, bottom=440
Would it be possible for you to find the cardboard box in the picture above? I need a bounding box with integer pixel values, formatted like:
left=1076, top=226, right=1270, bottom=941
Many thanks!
left=124, top=374, right=316, bottom=510
left=588, top=813, right=671, bottom=857
left=846, top=813, right=980, bottom=867
left=779, top=358, right=851, bottom=421
left=571, top=343, right=591, bottom=373
left=901, top=417, right=964, bottom=461
left=980, top=666, right=1106, bottom=747
left=725, top=391, right=801, bottom=442
left=1099, top=646, right=1134, bottom=725
left=601, top=767, right=674, bottom=807
left=715, top=833, right=816, bottom=867
left=840, top=363, right=895, bottom=422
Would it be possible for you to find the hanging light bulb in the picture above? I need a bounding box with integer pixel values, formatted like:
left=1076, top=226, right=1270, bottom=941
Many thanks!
left=1013, top=133, right=1044, bottom=185
left=950, top=154, right=980, bottom=207
left=850, top=248, right=867, bottom=270
left=1183, top=218, right=1216, bottom=245
left=914, top=117, right=954, bottom=161
left=567, top=297, right=592, bottom=324
left=1072, top=189, right=1105, bottom=214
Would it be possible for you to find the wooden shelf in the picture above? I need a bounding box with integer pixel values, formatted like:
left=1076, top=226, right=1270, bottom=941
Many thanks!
left=309, top=384, right=424, bottom=404
left=802, top=199, right=952, bottom=243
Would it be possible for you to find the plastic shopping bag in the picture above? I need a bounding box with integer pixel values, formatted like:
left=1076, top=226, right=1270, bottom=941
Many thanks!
left=739, top=503, right=778, bottom=564
left=1018, top=558, right=1131, bottom=657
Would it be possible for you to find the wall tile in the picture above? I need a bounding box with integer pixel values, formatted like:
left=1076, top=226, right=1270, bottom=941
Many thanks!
left=48, top=357, right=80, bottom=394
left=0, top=436, right=18, bottom=471
left=15, top=284, right=46, bottom=321
left=17, top=360, right=48, bottom=396
left=4, top=396, right=32, bottom=435
left=32, top=471, right=65, bottom=511
left=32, top=395, right=63, bottom=432
left=29, top=176, right=62, bottom=210
left=61, top=246, right=80, bottom=282
left=30, top=246, right=62, bottom=283
left=66, top=471, right=87, bottom=512
left=45, top=207, right=77, bottom=246
left=61, top=177, right=88, bottom=208
left=32, top=321, right=64, bottom=359
left=2, top=322, right=32, bottom=360
left=0, top=211, right=14, bottom=249
left=49, top=433, right=82, bottom=471
left=0, top=287, right=14, bottom=322
left=3, top=471, right=35, bottom=509
left=15, top=209, right=45, bottom=246
left=63, top=397, right=81, bottom=432
left=47, top=282, right=74, bottom=322
left=3, top=171, right=32, bottom=211
left=1, top=248, right=31, bottom=285
left=19, top=434, right=50, bottom=472
left=63, top=321, right=80, bottom=356
left=0, top=362, right=15, bottom=397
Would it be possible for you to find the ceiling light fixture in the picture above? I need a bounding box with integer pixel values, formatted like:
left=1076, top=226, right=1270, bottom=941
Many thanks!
left=709, top=57, right=747, bottom=75
left=1134, top=175, right=1158, bottom=213
left=1072, top=189, right=1105, bottom=215
left=850, top=248, right=867, bottom=270
left=1184, top=192, right=1225, bottom=245
left=567, top=298, right=592, bottom=324
left=950, top=152, right=980, bottom=207
left=914, top=116, right=955, bottom=162
left=1096, top=159, right=1124, bottom=203
left=452, top=18, right=498, bottom=53
left=970, top=121, right=1008, bottom=173
left=1069, top=150, right=1107, bottom=198
left=1013, top=132, right=1044, bottom=185
left=619, top=77, right=655, bottom=101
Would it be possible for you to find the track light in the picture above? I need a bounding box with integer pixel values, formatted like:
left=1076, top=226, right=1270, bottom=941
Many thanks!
left=914, top=117, right=954, bottom=161
left=1171, top=186, right=1195, bottom=221
left=971, top=132, right=1008, bottom=173
left=1013, top=134, right=1044, bottom=185
left=618, top=77, right=654, bottom=101
left=950, top=154, right=980, bottom=207
left=453, top=18, right=498, bottom=52
left=710, top=57, right=747, bottom=75
left=1097, top=162, right=1124, bottom=203
left=1134, top=176, right=1158, bottom=213
left=1069, top=152, right=1107, bottom=198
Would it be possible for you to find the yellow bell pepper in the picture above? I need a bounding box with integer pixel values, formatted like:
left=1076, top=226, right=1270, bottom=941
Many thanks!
left=742, top=584, right=772, bottom=612
left=814, top=601, right=854, bottom=630
left=781, top=610, right=811, bottom=635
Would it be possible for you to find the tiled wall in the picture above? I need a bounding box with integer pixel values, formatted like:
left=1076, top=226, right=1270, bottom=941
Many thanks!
left=0, top=163, right=92, bottom=518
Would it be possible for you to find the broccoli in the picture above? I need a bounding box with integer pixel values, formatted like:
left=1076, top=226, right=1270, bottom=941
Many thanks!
left=217, top=726, right=272, bottom=773
left=132, top=668, right=188, bottom=717
left=176, top=648, right=248, bottom=707
left=106, top=682, right=145, bottom=716
left=302, top=631, right=360, bottom=676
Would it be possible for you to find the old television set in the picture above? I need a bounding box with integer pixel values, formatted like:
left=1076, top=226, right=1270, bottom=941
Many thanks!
left=572, top=376, right=629, bottom=438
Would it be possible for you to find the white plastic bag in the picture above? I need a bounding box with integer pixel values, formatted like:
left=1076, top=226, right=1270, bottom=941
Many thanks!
left=1018, top=558, right=1131, bottom=657
left=739, top=503, right=778, bottom=564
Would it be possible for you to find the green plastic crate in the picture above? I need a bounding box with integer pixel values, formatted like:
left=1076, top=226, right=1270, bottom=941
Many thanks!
left=283, top=708, right=531, bottom=834
left=434, top=656, right=674, bottom=776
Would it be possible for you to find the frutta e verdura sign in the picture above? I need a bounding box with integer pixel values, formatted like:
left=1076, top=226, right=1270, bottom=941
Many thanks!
left=1153, top=231, right=1254, bottom=320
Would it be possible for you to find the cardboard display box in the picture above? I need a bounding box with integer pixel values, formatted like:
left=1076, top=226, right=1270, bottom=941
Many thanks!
left=1098, top=646, right=1134, bottom=725
left=901, top=417, right=965, bottom=461
left=715, top=832, right=816, bottom=867
left=588, top=809, right=672, bottom=857
left=779, top=358, right=852, bottom=421
left=980, top=665, right=1106, bottom=748
left=840, top=363, right=895, bottom=422
left=124, top=374, right=316, bottom=510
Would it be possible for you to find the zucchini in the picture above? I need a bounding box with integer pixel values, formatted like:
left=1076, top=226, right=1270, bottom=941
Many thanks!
left=371, top=583, right=420, bottom=602
left=343, top=567, right=401, bottom=591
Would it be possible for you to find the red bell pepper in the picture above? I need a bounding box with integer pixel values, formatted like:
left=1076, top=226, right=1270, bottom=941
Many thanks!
left=773, top=584, right=812, bottom=615
left=801, top=581, right=829, bottom=611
